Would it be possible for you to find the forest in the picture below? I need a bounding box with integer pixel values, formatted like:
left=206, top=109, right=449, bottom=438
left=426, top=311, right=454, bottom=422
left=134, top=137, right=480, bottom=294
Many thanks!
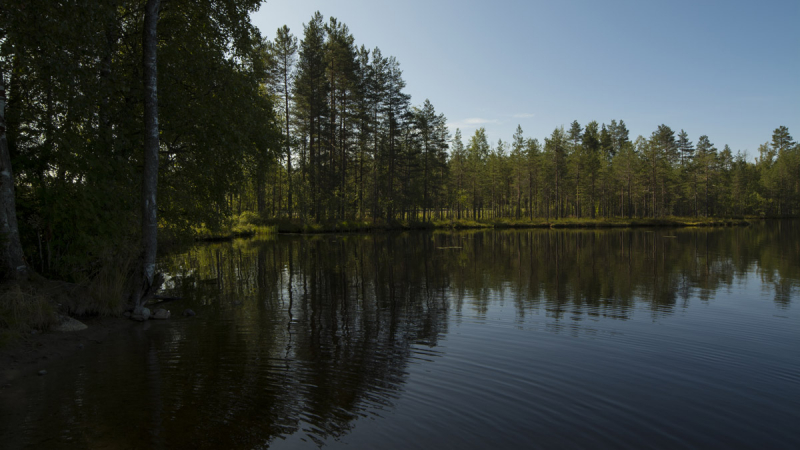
left=0, top=1, right=798, bottom=293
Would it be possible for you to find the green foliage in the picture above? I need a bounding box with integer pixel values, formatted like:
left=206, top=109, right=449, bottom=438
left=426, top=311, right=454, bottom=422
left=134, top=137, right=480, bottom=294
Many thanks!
left=0, top=2, right=796, bottom=298
left=2, top=0, right=279, bottom=283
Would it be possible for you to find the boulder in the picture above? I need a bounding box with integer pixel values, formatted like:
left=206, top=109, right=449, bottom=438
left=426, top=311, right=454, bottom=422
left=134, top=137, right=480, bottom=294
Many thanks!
left=182, top=309, right=196, bottom=317
left=152, top=308, right=170, bottom=320
left=54, top=315, right=88, bottom=332
left=131, top=307, right=151, bottom=322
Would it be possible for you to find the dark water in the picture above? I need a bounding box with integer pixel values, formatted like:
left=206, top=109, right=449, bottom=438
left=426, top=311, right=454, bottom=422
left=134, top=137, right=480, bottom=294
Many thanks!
left=2, top=222, right=799, bottom=449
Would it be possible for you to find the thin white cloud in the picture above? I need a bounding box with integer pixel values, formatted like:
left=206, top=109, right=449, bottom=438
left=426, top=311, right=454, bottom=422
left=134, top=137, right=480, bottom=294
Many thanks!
left=464, top=118, right=499, bottom=125
left=512, top=113, right=535, bottom=119
left=447, top=117, right=500, bottom=130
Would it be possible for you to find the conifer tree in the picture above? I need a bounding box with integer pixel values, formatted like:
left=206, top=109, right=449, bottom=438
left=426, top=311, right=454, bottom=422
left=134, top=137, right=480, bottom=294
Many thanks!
left=295, top=12, right=328, bottom=220
left=771, top=126, right=795, bottom=154
left=544, top=127, right=567, bottom=219
left=525, top=138, right=542, bottom=220
left=466, top=128, right=490, bottom=219
left=583, top=122, right=601, bottom=218
left=449, top=129, right=467, bottom=219
left=695, top=135, right=717, bottom=217
left=383, top=56, right=410, bottom=219
left=511, top=125, right=526, bottom=218
left=271, top=26, right=298, bottom=217
left=677, top=129, right=693, bottom=166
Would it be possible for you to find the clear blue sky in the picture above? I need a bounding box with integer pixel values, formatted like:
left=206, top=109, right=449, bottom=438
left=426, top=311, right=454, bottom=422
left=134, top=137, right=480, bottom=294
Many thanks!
left=252, top=0, right=799, bottom=155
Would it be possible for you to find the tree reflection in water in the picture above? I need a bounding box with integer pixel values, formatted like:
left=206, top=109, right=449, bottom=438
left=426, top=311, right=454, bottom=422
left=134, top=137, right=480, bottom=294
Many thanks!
left=0, top=222, right=796, bottom=449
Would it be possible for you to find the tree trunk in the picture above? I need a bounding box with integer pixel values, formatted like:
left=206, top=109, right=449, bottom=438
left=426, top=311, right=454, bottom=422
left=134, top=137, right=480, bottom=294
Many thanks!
left=281, top=53, right=292, bottom=218
left=0, top=75, right=28, bottom=280
left=136, top=0, right=161, bottom=308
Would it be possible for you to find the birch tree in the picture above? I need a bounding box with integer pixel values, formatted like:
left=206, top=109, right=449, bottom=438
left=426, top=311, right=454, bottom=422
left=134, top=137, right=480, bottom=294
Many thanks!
left=0, top=74, right=27, bottom=279
left=135, top=0, right=160, bottom=308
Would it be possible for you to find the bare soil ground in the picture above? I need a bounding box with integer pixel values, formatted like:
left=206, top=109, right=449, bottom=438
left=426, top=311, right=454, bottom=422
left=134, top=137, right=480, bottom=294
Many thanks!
left=0, top=313, right=136, bottom=386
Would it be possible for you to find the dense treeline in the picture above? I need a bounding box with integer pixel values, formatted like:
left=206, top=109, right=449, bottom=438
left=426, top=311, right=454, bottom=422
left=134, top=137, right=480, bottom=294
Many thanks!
left=0, top=4, right=798, bottom=286
left=1, top=0, right=278, bottom=281
left=257, top=14, right=798, bottom=223
left=439, top=122, right=799, bottom=221
left=259, top=12, right=449, bottom=223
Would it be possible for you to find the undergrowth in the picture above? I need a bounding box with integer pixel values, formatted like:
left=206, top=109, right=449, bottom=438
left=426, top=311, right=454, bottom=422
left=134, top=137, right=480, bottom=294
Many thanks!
left=0, top=283, right=59, bottom=346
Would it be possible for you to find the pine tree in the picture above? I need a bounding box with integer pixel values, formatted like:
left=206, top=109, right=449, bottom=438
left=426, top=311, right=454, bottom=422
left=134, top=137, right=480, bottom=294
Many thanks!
left=677, top=129, right=693, bottom=166
left=466, top=128, right=490, bottom=219
left=613, top=139, right=638, bottom=218
left=271, top=26, right=298, bottom=217
left=383, top=56, right=410, bottom=220
left=695, top=135, right=717, bottom=217
left=413, top=99, right=446, bottom=221
left=771, top=126, right=795, bottom=154
left=771, top=126, right=796, bottom=214
left=294, top=12, right=328, bottom=221
left=511, top=125, right=526, bottom=218
left=568, top=120, right=584, bottom=217
left=611, top=119, right=630, bottom=155
left=324, top=17, right=358, bottom=219
left=600, top=123, right=614, bottom=160
left=449, top=129, right=467, bottom=219
left=568, top=120, right=583, bottom=148
left=525, top=138, right=542, bottom=219
left=544, top=127, right=568, bottom=219
left=583, top=122, right=601, bottom=218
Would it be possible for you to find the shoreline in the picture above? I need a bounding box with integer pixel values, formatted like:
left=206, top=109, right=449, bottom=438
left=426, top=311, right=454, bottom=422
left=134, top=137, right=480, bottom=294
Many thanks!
left=0, top=216, right=770, bottom=378
left=195, top=216, right=758, bottom=240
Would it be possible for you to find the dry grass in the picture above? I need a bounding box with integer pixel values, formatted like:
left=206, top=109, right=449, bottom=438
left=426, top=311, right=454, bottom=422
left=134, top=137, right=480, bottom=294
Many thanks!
left=0, top=284, right=59, bottom=346
left=71, top=247, right=137, bottom=316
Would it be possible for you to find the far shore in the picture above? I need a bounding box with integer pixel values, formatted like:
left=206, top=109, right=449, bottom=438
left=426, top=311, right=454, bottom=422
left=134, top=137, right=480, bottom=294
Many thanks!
left=195, top=216, right=760, bottom=241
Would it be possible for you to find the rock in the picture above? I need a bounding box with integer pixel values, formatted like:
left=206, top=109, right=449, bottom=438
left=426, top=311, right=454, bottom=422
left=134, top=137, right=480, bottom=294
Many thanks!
left=38, top=370, right=47, bottom=376
left=182, top=309, right=196, bottom=317
left=131, top=307, right=151, bottom=322
left=54, top=316, right=88, bottom=332
left=152, top=308, right=170, bottom=320
left=122, top=311, right=132, bottom=318
left=77, top=344, right=84, bottom=349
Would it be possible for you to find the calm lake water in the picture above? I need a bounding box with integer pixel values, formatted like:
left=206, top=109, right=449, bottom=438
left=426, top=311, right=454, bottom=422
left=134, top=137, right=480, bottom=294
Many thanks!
left=2, top=222, right=799, bottom=449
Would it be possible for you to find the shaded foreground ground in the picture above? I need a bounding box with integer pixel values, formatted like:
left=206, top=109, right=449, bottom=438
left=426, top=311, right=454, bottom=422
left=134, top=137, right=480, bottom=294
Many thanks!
left=0, top=315, right=136, bottom=385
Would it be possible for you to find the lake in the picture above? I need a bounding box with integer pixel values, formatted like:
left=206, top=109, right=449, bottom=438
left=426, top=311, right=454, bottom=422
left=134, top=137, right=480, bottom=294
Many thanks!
left=2, top=222, right=799, bottom=449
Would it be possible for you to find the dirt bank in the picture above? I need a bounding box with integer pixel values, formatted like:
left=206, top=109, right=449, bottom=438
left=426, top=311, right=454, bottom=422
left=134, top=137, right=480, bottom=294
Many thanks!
left=0, top=315, right=137, bottom=385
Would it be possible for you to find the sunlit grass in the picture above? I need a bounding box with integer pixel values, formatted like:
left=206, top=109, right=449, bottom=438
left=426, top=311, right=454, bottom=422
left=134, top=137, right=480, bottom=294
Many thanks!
left=195, top=212, right=278, bottom=240
left=195, top=213, right=751, bottom=236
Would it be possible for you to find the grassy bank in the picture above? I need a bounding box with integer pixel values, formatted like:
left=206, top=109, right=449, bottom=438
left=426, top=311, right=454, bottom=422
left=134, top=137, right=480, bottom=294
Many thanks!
left=194, top=212, right=278, bottom=241
left=263, top=216, right=753, bottom=234
left=0, top=254, right=135, bottom=348
left=0, top=283, right=59, bottom=347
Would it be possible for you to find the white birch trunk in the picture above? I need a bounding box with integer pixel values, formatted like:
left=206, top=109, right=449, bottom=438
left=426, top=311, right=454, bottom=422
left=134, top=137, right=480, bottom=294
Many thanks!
left=136, top=0, right=160, bottom=307
left=0, top=74, right=28, bottom=279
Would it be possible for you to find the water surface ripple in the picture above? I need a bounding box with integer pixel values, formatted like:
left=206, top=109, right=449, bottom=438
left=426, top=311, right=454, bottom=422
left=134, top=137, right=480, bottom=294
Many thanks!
left=1, top=222, right=799, bottom=449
